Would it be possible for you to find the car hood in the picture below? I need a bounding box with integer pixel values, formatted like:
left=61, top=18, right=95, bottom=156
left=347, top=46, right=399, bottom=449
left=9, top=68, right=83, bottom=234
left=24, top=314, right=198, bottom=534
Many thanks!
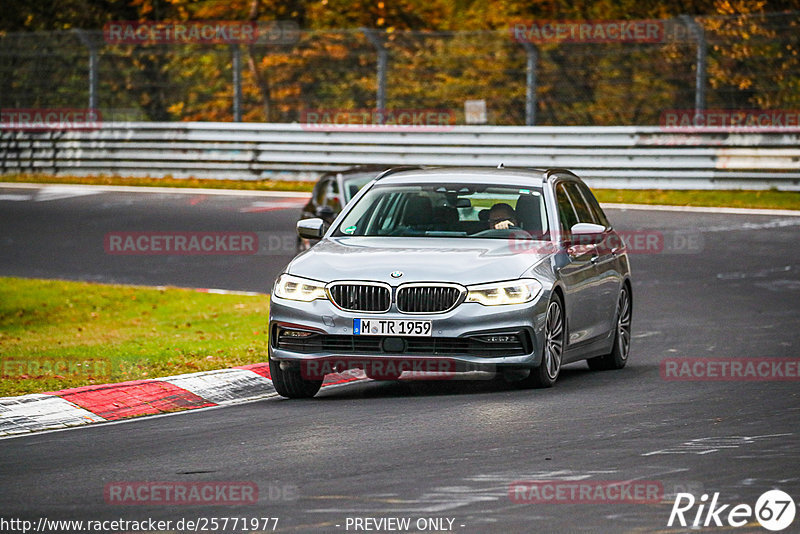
left=286, top=237, right=550, bottom=285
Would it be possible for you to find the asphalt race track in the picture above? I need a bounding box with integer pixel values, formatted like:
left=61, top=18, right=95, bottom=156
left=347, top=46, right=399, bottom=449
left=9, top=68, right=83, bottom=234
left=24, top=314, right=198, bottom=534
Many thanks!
left=1, top=184, right=799, bottom=533
left=0, top=185, right=305, bottom=292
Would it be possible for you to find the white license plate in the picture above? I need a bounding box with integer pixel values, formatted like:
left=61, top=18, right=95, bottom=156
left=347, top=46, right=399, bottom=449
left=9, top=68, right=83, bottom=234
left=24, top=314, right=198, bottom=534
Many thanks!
left=354, top=318, right=432, bottom=336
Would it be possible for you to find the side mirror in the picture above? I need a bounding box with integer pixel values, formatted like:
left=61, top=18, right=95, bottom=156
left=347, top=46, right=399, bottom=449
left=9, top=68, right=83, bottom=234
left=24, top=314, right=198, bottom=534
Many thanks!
left=569, top=222, right=605, bottom=245
left=297, top=218, right=325, bottom=240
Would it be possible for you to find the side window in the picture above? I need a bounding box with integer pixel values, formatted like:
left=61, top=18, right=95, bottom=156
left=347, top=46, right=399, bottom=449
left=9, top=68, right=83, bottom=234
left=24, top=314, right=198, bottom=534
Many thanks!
left=564, top=182, right=596, bottom=224
left=313, top=178, right=328, bottom=206
left=577, top=183, right=610, bottom=228
left=325, top=179, right=341, bottom=210
left=375, top=193, right=404, bottom=234
left=556, top=183, right=579, bottom=233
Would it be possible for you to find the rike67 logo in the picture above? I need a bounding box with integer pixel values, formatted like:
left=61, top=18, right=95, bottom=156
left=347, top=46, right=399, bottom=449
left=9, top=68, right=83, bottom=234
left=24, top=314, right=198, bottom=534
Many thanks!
left=669, top=490, right=796, bottom=531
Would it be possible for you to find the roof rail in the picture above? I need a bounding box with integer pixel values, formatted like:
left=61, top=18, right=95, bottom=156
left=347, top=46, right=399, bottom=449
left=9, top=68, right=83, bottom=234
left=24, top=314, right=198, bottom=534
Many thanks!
left=543, top=168, right=580, bottom=182
left=374, top=165, right=425, bottom=181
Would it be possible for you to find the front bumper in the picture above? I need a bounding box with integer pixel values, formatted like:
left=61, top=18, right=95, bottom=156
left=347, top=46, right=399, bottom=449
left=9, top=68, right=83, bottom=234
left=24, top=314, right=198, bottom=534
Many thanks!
left=267, top=294, right=549, bottom=372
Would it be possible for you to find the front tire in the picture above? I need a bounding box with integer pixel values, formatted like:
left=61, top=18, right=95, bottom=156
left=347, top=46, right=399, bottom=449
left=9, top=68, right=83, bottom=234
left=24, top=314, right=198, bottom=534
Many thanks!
left=587, top=284, right=632, bottom=371
left=518, top=294, right=564, bottom=388
left=269, top=358, right=322, bottom=398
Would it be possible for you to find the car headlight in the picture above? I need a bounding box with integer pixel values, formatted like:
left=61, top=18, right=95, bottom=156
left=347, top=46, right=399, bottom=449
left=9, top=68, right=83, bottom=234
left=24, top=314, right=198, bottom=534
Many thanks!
left=273, top=274, right=328, bottom=302
left=466, top=278, right=542, bottom=306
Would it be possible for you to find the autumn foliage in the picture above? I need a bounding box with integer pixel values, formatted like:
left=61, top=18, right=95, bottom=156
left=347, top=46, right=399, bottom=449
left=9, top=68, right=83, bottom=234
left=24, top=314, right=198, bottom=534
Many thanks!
left=0, top=0, right=797, bottom=125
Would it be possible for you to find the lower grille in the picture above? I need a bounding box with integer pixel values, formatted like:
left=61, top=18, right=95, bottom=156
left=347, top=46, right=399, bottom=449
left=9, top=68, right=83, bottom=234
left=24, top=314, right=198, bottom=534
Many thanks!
left=276, top=332, right=529, bottom=357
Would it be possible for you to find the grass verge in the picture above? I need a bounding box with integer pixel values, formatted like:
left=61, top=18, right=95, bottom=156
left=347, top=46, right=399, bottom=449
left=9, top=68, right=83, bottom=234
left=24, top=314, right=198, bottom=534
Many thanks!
left=0, top=172, right=314, bottom=192
left=2, top=172, right=800, bottom=210
left=593, top=188, right=800, bottom=211
left=0, top=277, right=270, bottom=397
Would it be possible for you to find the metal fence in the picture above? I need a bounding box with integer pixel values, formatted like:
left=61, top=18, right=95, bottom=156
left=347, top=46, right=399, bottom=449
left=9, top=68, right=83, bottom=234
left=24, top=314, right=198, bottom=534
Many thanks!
left=1, top=12, right=799, bottom=125
left=3, top=123, right=799, bottom=190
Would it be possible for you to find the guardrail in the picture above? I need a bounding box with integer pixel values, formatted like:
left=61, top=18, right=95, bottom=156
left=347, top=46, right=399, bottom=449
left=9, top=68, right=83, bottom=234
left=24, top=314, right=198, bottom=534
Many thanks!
left=2, top=123, right=799, bottom=189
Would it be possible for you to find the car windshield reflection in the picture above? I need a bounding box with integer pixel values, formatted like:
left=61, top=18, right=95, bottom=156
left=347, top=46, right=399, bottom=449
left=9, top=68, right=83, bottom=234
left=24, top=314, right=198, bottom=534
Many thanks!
left=334, top=183, right=549, bottom=239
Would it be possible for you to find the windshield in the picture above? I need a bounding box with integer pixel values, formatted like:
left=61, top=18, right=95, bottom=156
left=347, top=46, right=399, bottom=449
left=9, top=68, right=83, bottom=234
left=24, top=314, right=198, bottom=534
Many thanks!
left=342, top=173, right=381, bottom=203
left=333, top=183, right=548, bottom=239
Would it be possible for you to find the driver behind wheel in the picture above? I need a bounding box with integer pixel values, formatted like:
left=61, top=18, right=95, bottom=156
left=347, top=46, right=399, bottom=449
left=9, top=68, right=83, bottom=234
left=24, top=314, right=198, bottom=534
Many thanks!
left=488, top=203, right=519, bottom=230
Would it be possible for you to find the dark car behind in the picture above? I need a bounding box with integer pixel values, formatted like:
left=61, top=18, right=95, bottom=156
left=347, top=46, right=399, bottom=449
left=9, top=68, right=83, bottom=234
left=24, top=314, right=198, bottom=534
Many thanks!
left=297, top=165, right=388, bottom=252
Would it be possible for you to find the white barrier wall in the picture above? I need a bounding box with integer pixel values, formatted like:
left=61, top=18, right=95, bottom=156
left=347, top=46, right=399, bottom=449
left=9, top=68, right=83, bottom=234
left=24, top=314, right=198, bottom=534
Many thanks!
left=2, top=123, right=799, bottom=189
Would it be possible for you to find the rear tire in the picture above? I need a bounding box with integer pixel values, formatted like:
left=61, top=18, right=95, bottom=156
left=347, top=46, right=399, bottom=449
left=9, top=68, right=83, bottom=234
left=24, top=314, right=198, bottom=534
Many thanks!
left=269, top=358, right=322, bottom=398
left=587, top=284, right=632, bottom=371
left=518, top=294, right=564, bottom=388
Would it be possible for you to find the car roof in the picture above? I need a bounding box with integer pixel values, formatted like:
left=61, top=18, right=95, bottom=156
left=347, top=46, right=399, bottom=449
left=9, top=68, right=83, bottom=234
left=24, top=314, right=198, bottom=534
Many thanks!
left=322, top=165, right=389, bottom=180
left=374, top=166, right=579, bottom=187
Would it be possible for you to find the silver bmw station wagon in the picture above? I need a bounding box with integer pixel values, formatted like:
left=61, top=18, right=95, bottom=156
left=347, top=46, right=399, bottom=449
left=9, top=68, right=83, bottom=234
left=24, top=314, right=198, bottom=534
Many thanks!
left=268, top=167, right=632, bottom=398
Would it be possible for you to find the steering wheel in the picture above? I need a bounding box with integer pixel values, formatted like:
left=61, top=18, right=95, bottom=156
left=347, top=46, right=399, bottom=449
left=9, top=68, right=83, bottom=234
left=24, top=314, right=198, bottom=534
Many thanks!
left=471, top=226, right=523, bottom=238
